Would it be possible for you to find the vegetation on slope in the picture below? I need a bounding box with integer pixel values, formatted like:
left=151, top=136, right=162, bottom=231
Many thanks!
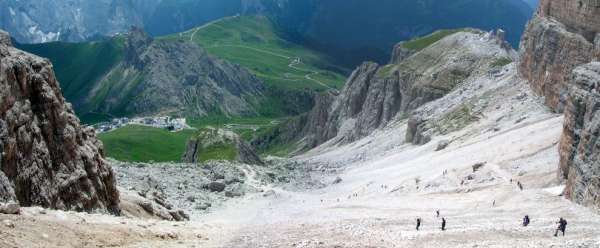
left=98, top=125, right=196, bottom=162
left=17, top=39, right=125, bottom=124
left=401, top=29, right=465, bottom=52
left=167, top=15, right=348, bottom=92
left=18, top=16, right=352, bottom=161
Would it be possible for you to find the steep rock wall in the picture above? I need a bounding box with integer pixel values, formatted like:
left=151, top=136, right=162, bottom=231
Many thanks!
left=559, top=62, right=600, bottom=208
left=521, top=1, right=600, bottom=209
left=0, top=30, right=120, bottom=213
left=519, top=0, right=600, bottom=111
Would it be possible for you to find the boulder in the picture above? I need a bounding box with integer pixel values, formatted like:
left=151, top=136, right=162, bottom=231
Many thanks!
left=169, top=209, right=189, bottom=221
left=0, top=201, right=20, bottom=214
left=204, top=182, right=226, bottom=193
left=435, top=140, right=451, bottom=151
left=472, top=162, right=486, bottom=172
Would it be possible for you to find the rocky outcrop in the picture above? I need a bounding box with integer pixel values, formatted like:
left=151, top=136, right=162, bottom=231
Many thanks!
left=559, top=62, right=600, bottom=208
left=0, top=30, right=120, bottom=213
left=519, top=0, right=600, bottom=112
left=87, top=28, right=265, bottom=118
left=389, top=42, right=414, bottom=64
left=324, top=31, right=514, bottom=147
left=182, top=128, right=264, bottom=165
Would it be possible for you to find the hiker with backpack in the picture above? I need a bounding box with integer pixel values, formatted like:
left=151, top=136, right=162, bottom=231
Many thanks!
left=554, top=218, right=567, bottom=237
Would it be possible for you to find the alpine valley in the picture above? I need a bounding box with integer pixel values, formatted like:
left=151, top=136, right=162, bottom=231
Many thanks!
left=1, top=0, right=600, bottom=247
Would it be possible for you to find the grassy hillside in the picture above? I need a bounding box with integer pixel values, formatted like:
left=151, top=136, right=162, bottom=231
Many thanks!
left=17, top=38, right=125, bottom=123
left=401, top=29, right=465, bottom=52
left=165, top=15, right=348, bottom=92
left=98, top=125, right=197, bottom=162
left=17, top=39, right=125, bottom=104
left=19, top=16, right=350, bottom=162
left=97, top=116, right=281, bottom=162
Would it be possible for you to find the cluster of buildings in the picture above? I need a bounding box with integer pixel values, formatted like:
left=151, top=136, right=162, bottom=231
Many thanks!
left=95, top=116, right=189, bottom=133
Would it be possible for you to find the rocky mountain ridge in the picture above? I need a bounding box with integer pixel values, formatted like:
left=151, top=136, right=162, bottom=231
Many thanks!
left=0, top=30, right=119, bottom=213
left=257, top=30, right=516, bottom=153
left=88, top=28, right=265, bottom=118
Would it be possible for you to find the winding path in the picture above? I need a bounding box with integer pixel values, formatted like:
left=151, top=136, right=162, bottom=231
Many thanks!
left=185, top=19, right=338, bottom=92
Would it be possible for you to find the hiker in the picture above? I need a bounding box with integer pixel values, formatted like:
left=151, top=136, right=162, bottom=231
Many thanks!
left=493, top=200, right=496, bottom=207
left=441, top=218, right=446, bottom=231
left=436, top=210, right=440, bottom=218
left=554, top=218, right=567, bottom=237
left=416, top=218, right=422, bottom=231
left=523, top=215, right=530, bottom=227
left=517, top=181, right=523, bottom=191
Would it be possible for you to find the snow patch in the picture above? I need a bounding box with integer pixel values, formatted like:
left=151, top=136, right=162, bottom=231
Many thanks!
left=543, top=185, right=566, bottom=196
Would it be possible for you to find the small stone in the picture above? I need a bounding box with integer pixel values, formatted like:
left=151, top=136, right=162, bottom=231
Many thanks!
left=332, top=177, right=343, bottom=184
left=3, top=219, right=15, bottom=228
left=472, top=162, right=486, bottom=172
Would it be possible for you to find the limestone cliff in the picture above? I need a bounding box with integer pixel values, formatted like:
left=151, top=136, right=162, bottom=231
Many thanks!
left=519, top=0, right=600, bottom=112
left=520, top=0, right=600, bottom=209
left=0, top=30, right=120, bottom=213
left=559, top=62, right=600, bottom=208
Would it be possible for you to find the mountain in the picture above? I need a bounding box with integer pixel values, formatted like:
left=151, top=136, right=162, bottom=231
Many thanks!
left=253, top=29, right=517, bottom=153
left=0, top=0, right=160, bottom=43
left=18, top=27, right=266, bottom=122
left=0, top=0, right=242, bottom=44
left=2, top=0, right=534, bottom=67
left=257, top=0, right=533, bottom=66
left=0, top=30, right=119, bottom=213
left=18, top=16, right=347, bottom=123
left=519, top=0, right=600, bottom=209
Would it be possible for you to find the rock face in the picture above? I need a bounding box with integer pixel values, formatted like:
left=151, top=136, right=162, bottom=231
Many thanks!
left=519, top=0, right=600, bottom=112
left=0, top=30, right=120, bottom=213
left=559, top=62, right=600, bottom=208
left=330, top=31, right=512, bottom=147
left=182, top=128, right=264, bottom=165
left=519, top=0, right=600, bottom=209
left=86, top=28, right=265, bottom=118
